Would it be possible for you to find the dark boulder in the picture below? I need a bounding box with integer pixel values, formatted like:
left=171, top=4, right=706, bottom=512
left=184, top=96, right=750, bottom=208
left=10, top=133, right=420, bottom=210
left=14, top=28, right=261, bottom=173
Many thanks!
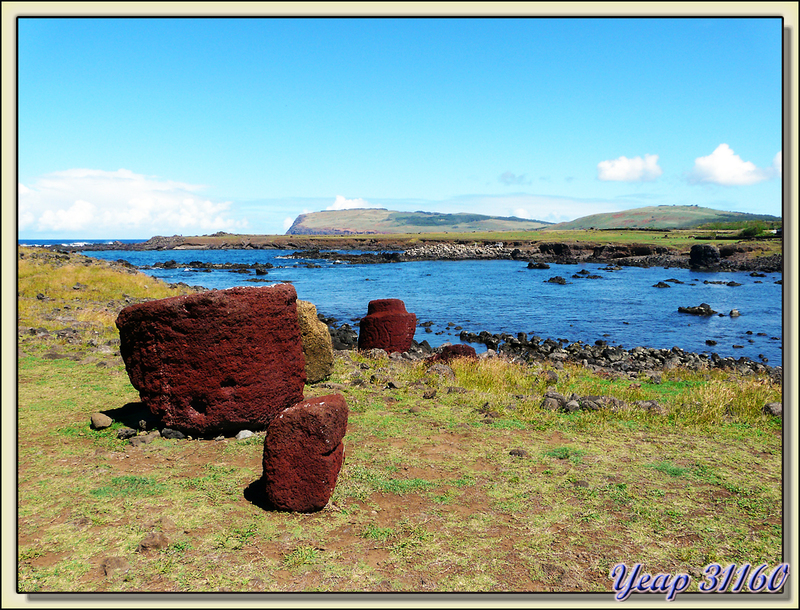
left=527, top=261, right=550, bottom=269
left=678, top=303, right=717, bottom=316
left=689, top=244, right=721, bottom=270
left=329, top=322, right=358, bottom=350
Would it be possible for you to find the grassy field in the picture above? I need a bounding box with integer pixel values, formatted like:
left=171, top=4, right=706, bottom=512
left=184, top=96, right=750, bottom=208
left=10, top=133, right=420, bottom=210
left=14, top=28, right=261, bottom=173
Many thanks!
left=13, top=248, right=788, bottom=598
left=548, top=205, right=781, bottom=231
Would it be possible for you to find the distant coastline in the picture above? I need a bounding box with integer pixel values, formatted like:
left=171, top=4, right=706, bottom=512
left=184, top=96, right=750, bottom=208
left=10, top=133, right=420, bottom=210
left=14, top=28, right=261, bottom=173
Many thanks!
left=21, top=231, right=782, bottom=274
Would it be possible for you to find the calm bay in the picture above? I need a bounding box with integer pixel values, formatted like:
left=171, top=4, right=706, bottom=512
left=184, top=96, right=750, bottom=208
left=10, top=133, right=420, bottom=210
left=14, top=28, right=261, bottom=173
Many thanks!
left=69, top=246, right=783, bottom=366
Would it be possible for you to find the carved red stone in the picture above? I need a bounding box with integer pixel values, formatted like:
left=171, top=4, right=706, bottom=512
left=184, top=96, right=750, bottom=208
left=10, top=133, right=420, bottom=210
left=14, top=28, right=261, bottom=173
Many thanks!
left=262, top=394, right=348, bottom=512
left=115, top=284, right=306, bottom=435
left=426, top=343, right=478, bottom=364
left=357, top=298, right=417, bottom=353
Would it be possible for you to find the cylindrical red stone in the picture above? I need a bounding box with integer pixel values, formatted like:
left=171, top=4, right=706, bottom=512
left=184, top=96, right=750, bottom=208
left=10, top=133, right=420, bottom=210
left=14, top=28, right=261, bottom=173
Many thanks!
left=357, top=298, right=416, bottom=353
left=115, top=284, right=306, bottom=435
left=262, top=394, right=349, bottom=512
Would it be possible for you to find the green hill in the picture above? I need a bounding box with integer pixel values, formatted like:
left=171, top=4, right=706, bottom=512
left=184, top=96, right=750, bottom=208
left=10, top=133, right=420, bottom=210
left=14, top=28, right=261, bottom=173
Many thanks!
left=286, top=209, right=552, bottom=235
left=545, top=205, right=781, bottom=230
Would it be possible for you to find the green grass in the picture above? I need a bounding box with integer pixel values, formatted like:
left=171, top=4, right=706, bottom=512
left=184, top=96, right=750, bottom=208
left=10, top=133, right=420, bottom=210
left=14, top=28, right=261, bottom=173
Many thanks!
left=90, top=476, right=167, bottom=498
left=283, top=545, right=320, bottom=568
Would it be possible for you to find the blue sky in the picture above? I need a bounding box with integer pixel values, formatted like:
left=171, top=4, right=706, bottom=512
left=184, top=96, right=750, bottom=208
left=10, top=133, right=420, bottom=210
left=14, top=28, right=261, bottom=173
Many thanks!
left=16, top=15, right=785, bottom=239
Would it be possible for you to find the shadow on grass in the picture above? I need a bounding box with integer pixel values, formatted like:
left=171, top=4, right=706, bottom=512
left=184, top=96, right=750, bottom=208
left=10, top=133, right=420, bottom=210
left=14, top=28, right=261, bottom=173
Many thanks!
left=243, top=477, right=279, bottom=512
left=101, top=401, right=163, bottom=430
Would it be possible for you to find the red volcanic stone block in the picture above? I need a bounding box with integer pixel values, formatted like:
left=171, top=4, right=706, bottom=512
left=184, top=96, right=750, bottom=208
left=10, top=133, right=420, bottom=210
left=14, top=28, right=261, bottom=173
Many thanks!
left=357, top=298, right=417, bottom=353
left=115, top=284, right=306, bottom=436
left=426, top=343, right=478, bottom=364
left=262, top=394, right=348, bottom=512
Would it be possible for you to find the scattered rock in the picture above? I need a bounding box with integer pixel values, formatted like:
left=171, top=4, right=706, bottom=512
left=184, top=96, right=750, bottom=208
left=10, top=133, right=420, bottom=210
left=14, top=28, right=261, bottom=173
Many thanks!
left=136, top=532, right=169, bottom=553
left=540, top=397, right=561, bottom=411
left=541, top=370, right=559, bottom=384
left=129, top=431, right=161, bottom=447
left=633, top=400, right=666, bottom=415
left=90, top=412, right=113, bottom=430
left=422, top=389, right=437, bottom=400
left=101, top=556, right=131, bottom=577
left=546, top=276, right=567, bottom=284
left=235, top=430, right=255, bottom=441
left=161, top=428, right=186, bottom=440
left=729, top=309, right=741, bottom=317
left=763, top=402, right=782, bottom=417
left=509, top=448, right=528, bottom=458
left=678, top=303, right=717, bottom=316
left=117, top=427, right=137, bottom=440
left=653, top=282, right=671, bottom=288
left=427, top=363, right=456, bottom=381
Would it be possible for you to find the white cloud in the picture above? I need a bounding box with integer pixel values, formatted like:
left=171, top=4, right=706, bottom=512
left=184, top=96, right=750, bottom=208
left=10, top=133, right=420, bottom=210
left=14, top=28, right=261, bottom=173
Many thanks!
left=18, top=168, right=248, bottom=237
left=326, top=195, right=378, bottom=211
left=283, top=216, right=295, bottom=231
left=512, top=208, right=532, bottom=219
left=772, top=151, right=782, bottom=176
left=687, top=144, right=780, bottom=185
left=597, top=154, right=663, bottom=182
left=499, top=171, right=530, bottom=186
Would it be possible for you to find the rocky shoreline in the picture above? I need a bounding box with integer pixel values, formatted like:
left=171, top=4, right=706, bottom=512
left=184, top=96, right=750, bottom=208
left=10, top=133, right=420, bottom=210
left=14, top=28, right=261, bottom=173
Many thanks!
left=285, top=242, right=782, bottom=273
left=321, top=316, right=781, bottom=382
left=52, top=234, right=782, bottom=273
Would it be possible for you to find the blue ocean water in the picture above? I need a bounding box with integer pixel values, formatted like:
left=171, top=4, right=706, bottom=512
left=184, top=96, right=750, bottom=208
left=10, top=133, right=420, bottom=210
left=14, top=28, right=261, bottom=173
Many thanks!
left=64, top=247, right=784, bottom=366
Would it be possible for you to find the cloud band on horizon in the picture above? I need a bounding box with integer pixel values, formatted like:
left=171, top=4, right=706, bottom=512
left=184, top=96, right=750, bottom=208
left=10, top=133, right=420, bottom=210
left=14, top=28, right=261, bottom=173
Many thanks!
left=18, top=168, right=248, bottom=238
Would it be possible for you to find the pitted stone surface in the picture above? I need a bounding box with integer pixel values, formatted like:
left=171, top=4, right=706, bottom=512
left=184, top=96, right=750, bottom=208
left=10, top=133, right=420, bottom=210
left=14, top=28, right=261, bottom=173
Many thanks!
left=357, top=299, right=416, bottom=354
left=262, top=394, right=348, bottom=512
left=116, top=284, right=306, bottom=435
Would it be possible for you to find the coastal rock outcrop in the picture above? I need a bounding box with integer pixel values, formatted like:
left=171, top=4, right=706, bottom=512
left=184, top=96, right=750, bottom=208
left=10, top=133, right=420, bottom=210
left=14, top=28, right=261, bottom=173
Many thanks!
left=115, top=284, right=306, bottom=435
left=689, top=244, right=721, bottom=271
left=297, top=300, right=335, bottom=383
left=262, top=394, right=348, bottom=512
left=678, top=303, right=717, bottom=316
left=357, top=299, right=417, bottom=353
